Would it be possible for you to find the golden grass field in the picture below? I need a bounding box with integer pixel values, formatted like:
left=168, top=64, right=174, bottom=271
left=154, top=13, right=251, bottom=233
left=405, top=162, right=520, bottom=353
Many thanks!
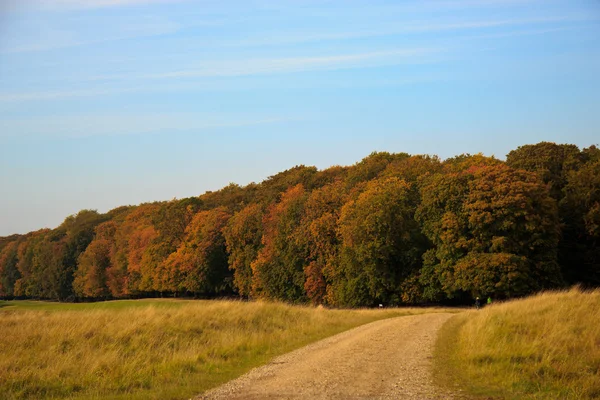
left=0, top=299, right=451, bottom=400
left=435, top=287, right=600, bottom=399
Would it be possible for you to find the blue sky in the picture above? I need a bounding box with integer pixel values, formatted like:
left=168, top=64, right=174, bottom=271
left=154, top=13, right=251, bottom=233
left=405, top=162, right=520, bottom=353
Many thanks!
left=0, top=0, right=599, bottom=236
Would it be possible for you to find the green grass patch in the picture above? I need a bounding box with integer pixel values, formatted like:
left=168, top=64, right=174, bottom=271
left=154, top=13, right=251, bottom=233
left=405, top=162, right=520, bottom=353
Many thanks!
left=435, top=287, right=600, bottom=400
left=1, top=299, right=452, bottom=400
left=0, top=298, right=192, bottom=311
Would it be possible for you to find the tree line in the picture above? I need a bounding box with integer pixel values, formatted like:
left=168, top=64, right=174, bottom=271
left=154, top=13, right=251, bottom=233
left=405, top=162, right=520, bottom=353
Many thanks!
left=0, top=142, right=598, bottom=306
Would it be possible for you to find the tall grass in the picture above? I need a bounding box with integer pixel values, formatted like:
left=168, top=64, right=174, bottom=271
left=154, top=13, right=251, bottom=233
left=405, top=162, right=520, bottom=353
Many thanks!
left=435, top=287, right=600, bottom=399
left=0, top=299, right=450, bottom=400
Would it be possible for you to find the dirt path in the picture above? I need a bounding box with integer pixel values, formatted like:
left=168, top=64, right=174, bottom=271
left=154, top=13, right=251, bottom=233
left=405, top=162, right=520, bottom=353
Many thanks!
left=195, top=312, right=460, bottom=399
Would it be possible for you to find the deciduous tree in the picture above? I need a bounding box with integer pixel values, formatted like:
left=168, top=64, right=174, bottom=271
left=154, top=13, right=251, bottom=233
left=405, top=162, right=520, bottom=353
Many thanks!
left=251, top=185, right=308, bottom=302
left=166, top=207, right=232, bottom=295
left=335, top=177, right=426, bottom=307
left=223, top=203, right=264, bottom=297
left=417, top=165, right=561, bottom=299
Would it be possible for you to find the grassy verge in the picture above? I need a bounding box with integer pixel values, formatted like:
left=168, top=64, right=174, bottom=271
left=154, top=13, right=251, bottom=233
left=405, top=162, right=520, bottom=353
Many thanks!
left=0, top=299, right=452, bottom=400
left=435, top=287, right=600, bottom=399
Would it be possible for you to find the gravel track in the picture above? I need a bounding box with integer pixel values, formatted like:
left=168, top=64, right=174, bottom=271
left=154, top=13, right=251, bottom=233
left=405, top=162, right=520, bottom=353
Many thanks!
left=195, top=312, right=459, bottom=399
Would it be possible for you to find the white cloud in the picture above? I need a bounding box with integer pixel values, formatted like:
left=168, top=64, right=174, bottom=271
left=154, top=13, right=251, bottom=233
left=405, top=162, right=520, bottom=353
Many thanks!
left=13, top=0, right=191, bottom=11
left=218, top=14, right=591, bottom=48
left=0, top=113, right=295, bottom=138
left=0, top=74, right=440, bottom=103
left=134, top=48, right=442, bottom=80
left=0, top=14, right=181, bottom=54
left=458, top=26, right=575, bottom=40
left=0, top=87, right=141, bottom=102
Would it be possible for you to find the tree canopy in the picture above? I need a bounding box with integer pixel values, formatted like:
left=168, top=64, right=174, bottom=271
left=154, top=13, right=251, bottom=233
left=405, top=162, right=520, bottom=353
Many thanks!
left=1, top=141, right=598, bottom=306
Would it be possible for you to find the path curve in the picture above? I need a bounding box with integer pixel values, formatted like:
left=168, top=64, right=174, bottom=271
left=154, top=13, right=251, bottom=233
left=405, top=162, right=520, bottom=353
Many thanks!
left=195, top=312, right=459, bottom=399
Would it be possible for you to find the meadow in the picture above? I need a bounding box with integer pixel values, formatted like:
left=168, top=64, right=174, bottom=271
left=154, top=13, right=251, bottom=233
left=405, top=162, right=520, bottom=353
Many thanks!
left=0, top=299, right=451, bottom=400
left=435, top=287, right=600, bottom=399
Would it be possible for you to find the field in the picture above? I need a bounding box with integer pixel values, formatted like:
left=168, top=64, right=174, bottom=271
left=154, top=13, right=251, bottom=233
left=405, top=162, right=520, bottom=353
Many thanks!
left=435, top=287, right=600, bottom=399
left=0, top=299, right=451, bottom=400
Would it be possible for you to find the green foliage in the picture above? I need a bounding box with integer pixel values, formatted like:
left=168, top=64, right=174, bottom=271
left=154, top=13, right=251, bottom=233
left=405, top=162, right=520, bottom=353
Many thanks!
left=417, top=165, right=562, bottom=299
left=73, top=238, right=111, bottom=298
left=381, top=154, right=442, bottom=183
left=56, top=210, right=109, bottom=300
left=255, top=165, right=318, bottom=204
left=333, top=177, right=426, bottom=306
left=223, top=203, right=264, bottom=297
left=0, top=240, right=21, bottom=297
left=344, top=151, right=410, bottom=187
left=13, top=230, right=51, bottom=298
left=199, top=182, right=257, bottom=212
left=442, top=153, right=503, bottom=173
left=1, top=142, right=598, bottom=306
left=298, top=181, right=348, bottom=305
left=251, top=185, right=309, bottom=302
left=166, top=207, right=232, bottom=295
left=506, top=142, right=583, bottom=200
left=152, top=197, right=202, bottom=249
left=507, top=143, right=599, bottom=286
left=561, top=160, right=600, bottom=284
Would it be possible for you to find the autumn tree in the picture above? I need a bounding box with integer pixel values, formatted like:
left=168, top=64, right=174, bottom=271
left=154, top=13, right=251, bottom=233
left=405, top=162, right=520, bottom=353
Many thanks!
left=254, top=166, right=318, bottom=205
left=296, top=181, right=348, bottom=305
left=561, top=159, right=600, bottom=284
left=106, top=204, right=159, bottom=296
left=3, top=144, right=598, bottom=304
left=344, top=151, right=409, bottom=188
left=13, top=230, right=49, bottom=297
left=166, top=207, right=232, bottom=295
left=223, top=203, right=264, bottom=297
left=251, top=184, right=309, bottom=302
left=506, top=142, right=592, bottom=285
left=72, top=221, right=117, bottom=298
left=39, top=210, right=109, bottom=300
left=381, top=154, right=442, bottom=183
left=333, top=177, right=426, bottom=307
left=11, top=210, right=106, bottom=300
left=0, top=239, right=21, bottom=297
left=506, top=142, right=583, bottom=200
left=147, top=198, right=203, bottom=293
left=33, top=233, right=70, bottom=299
left=442, top=153, right=503, bottom=174
left=199, top=183, right=257, bottom=212
left=417, top=165, right=561, bottom=300
left=311, top=165, right=349, bottom=188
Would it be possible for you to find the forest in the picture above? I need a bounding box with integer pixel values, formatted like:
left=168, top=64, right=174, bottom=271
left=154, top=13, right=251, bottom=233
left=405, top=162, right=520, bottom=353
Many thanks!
left=0, top=141, right=598, bottom=307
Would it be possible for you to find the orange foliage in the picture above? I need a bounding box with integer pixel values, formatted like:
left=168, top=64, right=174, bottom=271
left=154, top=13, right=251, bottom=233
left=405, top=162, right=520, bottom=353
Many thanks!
left=251, top=184, right=307, bottom=301
left=166, top=207, right=231, bottom=294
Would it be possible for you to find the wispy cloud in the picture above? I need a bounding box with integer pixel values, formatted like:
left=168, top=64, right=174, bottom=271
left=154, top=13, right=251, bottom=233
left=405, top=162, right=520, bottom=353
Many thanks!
left=400, top=15, right=587, bottom=32
left=0, top=14, right=181, bottom=54
left=0, top=113, right=295, bottom=138
left=12, top=0, right=191, bottom=11
left=0, top=87, right=142, bottom=102
left=244, top=0, right=541, bottom=14
left=415, top=0, right=541, bottom=9
left=216, top=14, right=593, bottom=48
left=89, top=48, right=441, bottom=82
left=457, top=26, right=577, bottom=40
left=0, top=75, right=440, bottom=103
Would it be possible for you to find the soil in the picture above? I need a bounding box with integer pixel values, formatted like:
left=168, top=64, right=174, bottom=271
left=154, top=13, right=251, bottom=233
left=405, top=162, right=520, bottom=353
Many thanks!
left=195, top=312, right=461, bottom=399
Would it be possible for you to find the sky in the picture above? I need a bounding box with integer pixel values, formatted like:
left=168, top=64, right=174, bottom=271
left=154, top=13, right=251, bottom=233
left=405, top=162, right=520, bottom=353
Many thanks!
left=0, top=0, right=599, bottom=236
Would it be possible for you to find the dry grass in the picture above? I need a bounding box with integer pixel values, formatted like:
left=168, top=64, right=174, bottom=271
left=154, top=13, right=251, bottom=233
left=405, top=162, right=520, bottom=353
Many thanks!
left=0, top=299, right=452, bottom=400
left=435, top=287, right=600, bottom=399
